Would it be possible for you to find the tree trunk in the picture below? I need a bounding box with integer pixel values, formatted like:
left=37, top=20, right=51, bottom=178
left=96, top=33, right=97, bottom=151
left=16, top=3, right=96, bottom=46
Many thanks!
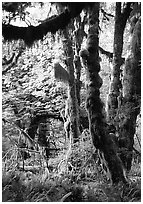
left=81, top=3, right=128, bottom=184
left=73, top=15, right=86, bottom=106
left=62, top=29, right=80, bottom=142
left=118, top=17, right=141, bottom=171
left=106, top=3, right=131, bottom=121
left=37, top=120, right=50, bottom=161
left=73, top=15, right=89, bottom=132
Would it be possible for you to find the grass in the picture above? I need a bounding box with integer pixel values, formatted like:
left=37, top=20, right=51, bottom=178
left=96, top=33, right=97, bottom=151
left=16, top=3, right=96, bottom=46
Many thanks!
left=2, top=168, right=141, bottom=202
left=2, top=135, right=141, bottom=202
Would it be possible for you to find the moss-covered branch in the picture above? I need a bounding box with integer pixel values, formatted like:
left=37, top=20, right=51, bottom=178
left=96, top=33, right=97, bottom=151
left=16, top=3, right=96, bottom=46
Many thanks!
left=2, top=3, right=93, bottom=46
left=2, top=10, right=71, bottom=46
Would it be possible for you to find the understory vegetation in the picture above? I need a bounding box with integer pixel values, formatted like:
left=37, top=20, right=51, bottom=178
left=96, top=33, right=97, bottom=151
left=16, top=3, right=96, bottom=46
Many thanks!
left=2, top=131, right=141, bottom=202
left=2, top=2, right=141, bottom=202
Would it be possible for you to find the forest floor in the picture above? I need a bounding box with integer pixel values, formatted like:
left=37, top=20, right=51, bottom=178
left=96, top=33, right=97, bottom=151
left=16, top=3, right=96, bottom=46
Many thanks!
left=2, top=138, right=141, bottom=202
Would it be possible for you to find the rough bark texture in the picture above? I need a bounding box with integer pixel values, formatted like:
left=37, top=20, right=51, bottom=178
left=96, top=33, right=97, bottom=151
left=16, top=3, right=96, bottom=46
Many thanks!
left=73, top=15, right=86, bottom=106
left=82, top=3, right=127, bottom=184
left=62, top=29, right=80, bottom=142
left=73, top=15, right=90, bottom=132
left=118, top=17, right=141, bottom=171
left=106, top=3, right=132, bottom=121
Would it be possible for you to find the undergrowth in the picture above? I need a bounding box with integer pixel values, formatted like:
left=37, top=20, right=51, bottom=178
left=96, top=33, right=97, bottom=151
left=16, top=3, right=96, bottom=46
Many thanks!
left=2, top=130, right=141, bottom=202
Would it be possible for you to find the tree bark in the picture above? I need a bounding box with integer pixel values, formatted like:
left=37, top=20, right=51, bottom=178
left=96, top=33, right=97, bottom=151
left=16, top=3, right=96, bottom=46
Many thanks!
left=62, top=29, right=80, bottom=142
left=73, top=15, right=89, bottom=132
left=81, top=3, right=128, bottom=184
left=73, top=15, right=86, bottom=106
left=106, top=3, right=132, bottom=121
left=118, top=17, right=141, bottom=171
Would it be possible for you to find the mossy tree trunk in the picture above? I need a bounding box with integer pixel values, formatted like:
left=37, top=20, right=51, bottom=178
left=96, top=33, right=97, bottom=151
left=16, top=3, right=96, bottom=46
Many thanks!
left=73, top=15, right=89, bottom=131
left=73, top=15, right=86, bottom=106
left=81, top=3, right=128, bottom=184
left=106, top=3, right=131, bottom=121
left=62, top=28, right=80, bottom=142
left=118, top=17, right=141, bottom=171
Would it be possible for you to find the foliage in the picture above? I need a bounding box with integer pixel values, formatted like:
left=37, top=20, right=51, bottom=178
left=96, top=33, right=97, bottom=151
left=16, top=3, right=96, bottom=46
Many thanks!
left=2, top=134, right=141, bottom=202
left=2, top=2, right=141, bottom=202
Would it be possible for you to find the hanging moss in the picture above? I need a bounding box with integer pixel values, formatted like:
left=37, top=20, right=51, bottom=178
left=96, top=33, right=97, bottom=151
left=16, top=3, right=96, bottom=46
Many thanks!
left=2, top=3, right=94, bottom=46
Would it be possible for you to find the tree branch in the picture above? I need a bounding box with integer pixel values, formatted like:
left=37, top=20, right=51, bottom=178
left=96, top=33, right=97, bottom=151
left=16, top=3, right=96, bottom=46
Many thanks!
left=101, top=8, right=114, bottom=19
left=2, top=49, right=23, bottom=75
left=2, top=117, right=35, bottom=147
left=99, top=46, right=125, bottom=64
left=2, top=4, right=87, bottom=46
left=133, top=147, right=141, bottom=156
left=99, top=46, right=113, bottom=59
left=2, top=53, right=15, bottom=65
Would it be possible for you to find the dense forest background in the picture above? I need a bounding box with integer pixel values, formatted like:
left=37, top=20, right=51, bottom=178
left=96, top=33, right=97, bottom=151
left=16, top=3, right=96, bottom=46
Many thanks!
left=2, top=2, right=141, bottom=202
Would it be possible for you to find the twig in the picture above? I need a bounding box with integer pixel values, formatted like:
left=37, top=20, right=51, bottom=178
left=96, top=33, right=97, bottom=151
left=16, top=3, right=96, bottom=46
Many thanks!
left=2, top=53, right=15, bottom=65
left=3, top=118, right=35, bottom=147
left=60, top=192, right=72, bottom=202
left=99, top=46, right=125, bottom=64
left=99, top=46, right=113, bottom=59
left=134, top=133, right=141, bottom=148
left=2, top=147, right=15, bottom=159
left=18, top=147, right=40, bottom=154
left=133, top=147, right=141, bottom=156
left=2, top=49, right=23, bottom=75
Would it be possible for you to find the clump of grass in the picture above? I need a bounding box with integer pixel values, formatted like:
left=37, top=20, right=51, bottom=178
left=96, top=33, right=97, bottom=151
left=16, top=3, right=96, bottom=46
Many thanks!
left=121, top=180, right=141, bottom=202
left=2, top=171, right=26, bottom=202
